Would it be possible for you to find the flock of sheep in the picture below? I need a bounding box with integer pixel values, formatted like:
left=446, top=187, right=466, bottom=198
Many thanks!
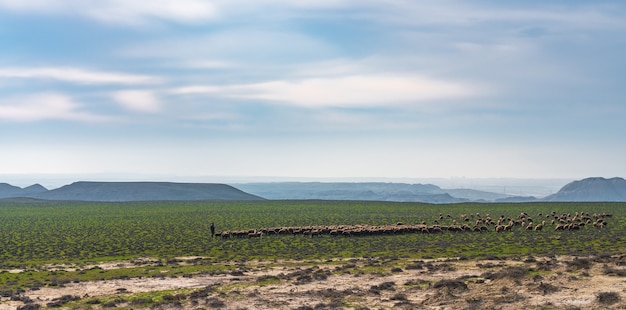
left=215, top=211, right=613, bottom=239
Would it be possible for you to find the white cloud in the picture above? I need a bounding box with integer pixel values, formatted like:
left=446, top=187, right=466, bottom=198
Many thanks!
left=112, top=90, right=161, bottom=113
left=0, top=93, right=111, bottom=122
left=167, top=74, right=485, bottom=108
left=0, top=0, right=217, bottom=25
left=169, top=85, right=222, bottom=95
left=231, top=74, right=484, bottom=108
left=0, top=67, right=162, bottom=85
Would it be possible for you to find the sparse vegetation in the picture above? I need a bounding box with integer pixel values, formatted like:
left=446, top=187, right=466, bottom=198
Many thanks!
left=1, top=200, right=625, bottom=309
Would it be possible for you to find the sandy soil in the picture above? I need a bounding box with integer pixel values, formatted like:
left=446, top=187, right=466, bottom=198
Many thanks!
left=2, top=255, right=626, bottom=309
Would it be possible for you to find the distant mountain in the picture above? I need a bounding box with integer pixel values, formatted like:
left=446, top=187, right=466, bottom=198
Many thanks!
left=0, top=183, right=48, bottom=198
left=0, top=183, right=22, bottom=198
left=233, top=182, right=513, bottom=203
left=545, top=177, right=626, bottom=202
left=20, top=184, right=48, bottom=196
left=4, top=179, right=582, bottom=203
left=445, top=188, right=511, bottom=201
left=496, top=196, right=538, bottom=203
left=28, top=181, right=264, bottom=202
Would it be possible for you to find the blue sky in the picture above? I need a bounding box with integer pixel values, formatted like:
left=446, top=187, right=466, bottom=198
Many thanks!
left=1, top=0, right=625, bottom=186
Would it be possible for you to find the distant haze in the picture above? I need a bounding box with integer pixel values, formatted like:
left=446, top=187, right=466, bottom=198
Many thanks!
left=1, top=174, right=569, bottom=198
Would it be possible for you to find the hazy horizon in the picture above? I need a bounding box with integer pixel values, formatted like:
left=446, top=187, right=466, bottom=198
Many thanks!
left=2, top=1, right=625, bottom=182
left=2, top=173, right=575, bottom=197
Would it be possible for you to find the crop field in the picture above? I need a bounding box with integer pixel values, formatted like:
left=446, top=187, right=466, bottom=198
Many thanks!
left=2, top=199, right=626, bottom=309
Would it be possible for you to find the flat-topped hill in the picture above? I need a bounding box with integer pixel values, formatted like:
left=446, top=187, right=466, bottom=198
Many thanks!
left=28, top=181, right=264, bottom=202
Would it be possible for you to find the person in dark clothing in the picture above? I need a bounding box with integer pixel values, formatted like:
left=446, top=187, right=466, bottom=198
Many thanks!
left=210, top=222, right=215, bottom=237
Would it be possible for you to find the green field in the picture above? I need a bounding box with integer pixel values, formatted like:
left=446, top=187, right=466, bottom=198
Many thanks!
left=1, top=199, right=625, bottom=269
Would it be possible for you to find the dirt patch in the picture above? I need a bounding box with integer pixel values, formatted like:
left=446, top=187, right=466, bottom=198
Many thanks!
left=3, top=255, right=626, bottom=309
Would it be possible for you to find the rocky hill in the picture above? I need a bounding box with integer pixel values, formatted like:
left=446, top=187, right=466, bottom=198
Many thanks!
left=545, top=177, right=626, bottom=202
left=25, top=181, right=264, bottom=202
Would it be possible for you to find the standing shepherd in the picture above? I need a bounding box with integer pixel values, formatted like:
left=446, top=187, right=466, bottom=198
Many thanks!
left=210, top=222, right=215, bottom=237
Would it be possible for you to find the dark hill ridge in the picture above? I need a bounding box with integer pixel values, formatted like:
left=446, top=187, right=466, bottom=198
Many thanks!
left=30, top=181, right=264, bottom=202
left=0, top=183, right=22, bottom=198
left=546, top=177, right=626, bottom=202
left=0, top=183, right=47, bottom=198
left=21, top=184, right=48, bottom=195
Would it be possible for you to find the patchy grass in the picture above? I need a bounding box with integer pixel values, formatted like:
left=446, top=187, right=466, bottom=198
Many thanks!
left=70, top=288, right=194, bottom=309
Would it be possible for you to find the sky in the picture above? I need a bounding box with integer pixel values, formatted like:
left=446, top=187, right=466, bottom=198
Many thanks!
left=1, top=0, right=625, bottom=188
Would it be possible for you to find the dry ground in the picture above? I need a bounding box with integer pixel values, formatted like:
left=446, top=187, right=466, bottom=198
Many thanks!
left=2, top=255, right=626, bottom=309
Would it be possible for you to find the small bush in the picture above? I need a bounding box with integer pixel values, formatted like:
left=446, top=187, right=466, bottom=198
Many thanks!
left=368, top=281, right=395, bottom=294
left=426, top=263, right=456, bottom=272
left=230, top=270, right=245, bottom=276
left=597, top=291, right=620, bottom=305
left=432, top=279, right=468, bottom=292
left=190, top=284, right=218, bottom=300
left=316, top=300, right=343, bottom=309
left=567, top=258, right=592, bottom=271
left=312, top=271, right=329, bottom=281
left=537, top=282, right=559, bottom=295
left=390, top=293, right=407, bottom=300
left=46, top=295, right=81, bottom=308
left=377, top=281, right=396, bottom=291
left=207, top=297, right=226, bottom=308
left=315, top=288, right=344, bottom=299
left=405, top=261, right=424, bottom=270
left=85, top=298, right=102, bottom=304
left=494, top=292, right=526, bottom=304
left=477, top=262, right=500, bottom=269
left=130, top=298, right=152, bottom=305
left=295, top=274, right=313, bottom=285
left=161, top=294, right=176, bottom=301
left=466, top=297, right=483, bottom=309
left=483, top=266, right=528, bottom=280
left=603, top=265, right=626, bottom=277
left=536, top=260, right=557, bottom=271
left=257, top=275, right=280, bottom=282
